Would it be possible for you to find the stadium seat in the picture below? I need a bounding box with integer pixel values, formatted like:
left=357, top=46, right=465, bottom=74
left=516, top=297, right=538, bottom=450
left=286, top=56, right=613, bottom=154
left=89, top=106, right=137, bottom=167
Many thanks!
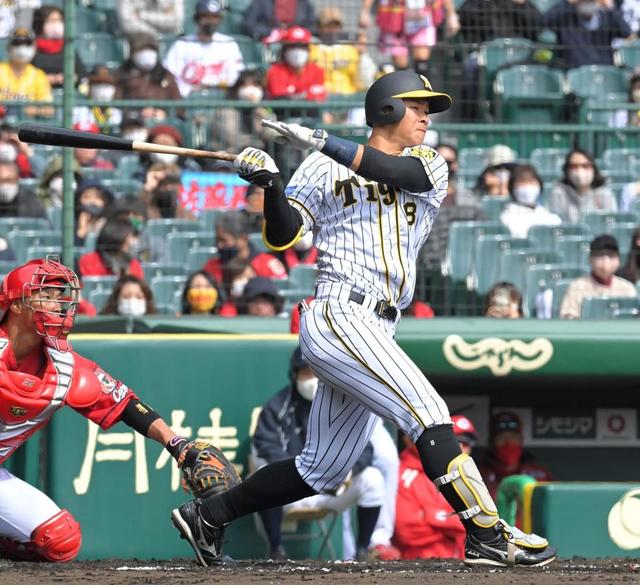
left=76, top=5, right=109, bottom=33
left=581, top=96, right=628, bottom=125
left=166, top=232, right=215, bottom=264
left=528, top=223, right=591, bottom=250
left=0, top=218, right=50, bottom=237
left=550, top=277, right=576, bottom=317
left=100, top=179, right=143, bottom=198
left=480, top=196, right=511, bottom=221
left=496, top=250, right=560, bottom=292
left=567, top=66, right=628, bottom=100
left=555, top=235, right=591, bottom=269
left=116, top=155, right=141, bottom=180
left=610, top=222, right=637, bottom=264
left=445, top=222, right=509, bottom=282
left=472, top=235, right=531, bottom=294
left=88, top=289, right=111, bottom=313
left=581, top=211, right=638, bottom=236
left=248, top=232, right=268, bottom=254
left=8, top=231, right=61, bottom=264
left=529, top=148, right=569, bottom=183
left=494, top=65, right=565, bottom=123
left=523, top=263, right=584, bottom=317
left=530, top=0, right=561, bottom=13
left=580, top=296, right=640, bottom=319
left=458, top=148, right=491, bottom=182
left=0, top=260, right=16, bottom=275
left=233, top=35, right=266, bottom=69
left=81, top=275, right=118, bottom=301
left=144, top=219, right=200, bottom=240
left=186, top=247, right=217, bottom=273
left=151, top=275, right=187, bottom=309
left=614, top=40, right=640, bottom=69
left=81, top=167, right=117, bottom=182
left=76, top=33, right=126, bottom=69
left=142, top=263, right=187, bottom=280
left=601, top=149, right=640, bottom=182
left=288, top=265, right=319, bottom=292
left=25, top=245, right=62, bottom=262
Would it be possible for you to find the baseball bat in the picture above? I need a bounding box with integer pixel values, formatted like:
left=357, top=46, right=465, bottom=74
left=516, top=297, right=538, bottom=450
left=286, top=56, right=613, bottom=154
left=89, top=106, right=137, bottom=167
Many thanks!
left=18, top=123, right=237, bottom=162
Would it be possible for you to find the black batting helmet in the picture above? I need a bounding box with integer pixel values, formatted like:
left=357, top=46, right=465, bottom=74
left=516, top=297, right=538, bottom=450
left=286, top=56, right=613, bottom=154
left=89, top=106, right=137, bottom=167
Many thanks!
left=364, top=70, right=452, bottom=128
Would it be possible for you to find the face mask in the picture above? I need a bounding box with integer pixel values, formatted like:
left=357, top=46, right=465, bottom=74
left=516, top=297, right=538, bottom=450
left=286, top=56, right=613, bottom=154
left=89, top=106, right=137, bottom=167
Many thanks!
left=199, top=22, right=218, bottom=37
left=513, top=184, right=540, bottom=207
left=132, top=49, right=158, bottom=72
left=187, top=287, right=218, bottom=312
left=80, top=204, right=104, bottom=217
left=43, top=21, right=64, bottom=39
left=0, top=144, right=17, bottom=162
left=237, top=85, right=264, bottom=102
left=90, top=84, right=116, bottom=101
left=218, top=246, right=238, bottom=265
left=0, top=183, right=19, bottom=204
left=296, top=377, right=318, bottom=401
left=494, top=443, right=522, bottom=468
left=122, top=129, right=148, bottom=143
left=285, top=48, right=309, bottom=68
left=632, top=89, right=640, bottom=103
left=10, top=45, right=36, bottom=63
left=150, top=152, right=179, bottom=165
left=230, top=277, right=249, bottom=297
left=576, top=1, right=598, bottom=18
left=568, top=168, right=594, bottom=189
left=118, top=297, right=147, bottom=317
left=293, top=231, right=313, bottom=251
left=48, top=176, right=64, bottom=200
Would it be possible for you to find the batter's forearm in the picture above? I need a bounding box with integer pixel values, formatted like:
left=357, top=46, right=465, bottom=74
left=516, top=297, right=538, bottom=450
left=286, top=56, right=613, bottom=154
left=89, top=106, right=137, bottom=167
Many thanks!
left=263, top=175, right=304, bottom=248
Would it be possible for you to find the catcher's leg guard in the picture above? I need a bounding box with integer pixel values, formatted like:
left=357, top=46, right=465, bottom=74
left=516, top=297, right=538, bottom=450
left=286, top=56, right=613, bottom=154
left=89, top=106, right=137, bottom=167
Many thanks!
left=27, top=509, right=81, bottom=562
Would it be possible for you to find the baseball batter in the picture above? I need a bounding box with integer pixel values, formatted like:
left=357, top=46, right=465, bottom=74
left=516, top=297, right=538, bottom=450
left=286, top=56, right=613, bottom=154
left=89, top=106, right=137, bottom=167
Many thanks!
left=0, top=257, right=236, bottom=562
left=172, top=71, right=557, bottom=568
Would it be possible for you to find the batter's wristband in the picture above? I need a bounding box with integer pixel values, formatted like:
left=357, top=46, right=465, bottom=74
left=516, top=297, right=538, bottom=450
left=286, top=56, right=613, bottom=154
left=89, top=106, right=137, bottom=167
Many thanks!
left=166, top=436, right=188, bottom=460
left=320, top=134, right=358, bottom=167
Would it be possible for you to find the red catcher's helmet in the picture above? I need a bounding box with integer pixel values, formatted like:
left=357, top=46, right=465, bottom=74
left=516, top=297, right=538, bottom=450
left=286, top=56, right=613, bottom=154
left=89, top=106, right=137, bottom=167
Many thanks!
left=0, top=257, right=81, bottom=351
left=280, top=26, right=312, bottom=45
left=452, top=414, right=478, bottom=446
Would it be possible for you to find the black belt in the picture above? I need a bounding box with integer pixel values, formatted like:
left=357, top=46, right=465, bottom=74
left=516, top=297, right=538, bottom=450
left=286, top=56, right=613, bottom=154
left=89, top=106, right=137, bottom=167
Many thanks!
left=348, top=290, right=398, bottom=321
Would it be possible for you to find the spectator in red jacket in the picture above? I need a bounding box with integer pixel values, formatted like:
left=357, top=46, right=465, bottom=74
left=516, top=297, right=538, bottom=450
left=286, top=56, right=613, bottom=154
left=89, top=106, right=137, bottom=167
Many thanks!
left=479, top=411, right=553, bottom=499
left=266, top=26, right=326, bottom=101
left=78, top=218, right=144, bottom=280
left=393, top=415, right=478, bottom=560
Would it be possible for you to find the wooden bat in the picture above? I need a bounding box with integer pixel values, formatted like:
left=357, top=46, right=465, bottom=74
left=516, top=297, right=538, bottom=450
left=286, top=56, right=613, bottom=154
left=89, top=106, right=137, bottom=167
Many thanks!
left=18, top=123, right=237, bottom=162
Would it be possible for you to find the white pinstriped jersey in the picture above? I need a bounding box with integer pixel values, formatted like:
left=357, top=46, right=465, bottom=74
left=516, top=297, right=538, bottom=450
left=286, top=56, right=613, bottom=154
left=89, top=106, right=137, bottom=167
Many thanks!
left=285, top=145, right=448, bottom=309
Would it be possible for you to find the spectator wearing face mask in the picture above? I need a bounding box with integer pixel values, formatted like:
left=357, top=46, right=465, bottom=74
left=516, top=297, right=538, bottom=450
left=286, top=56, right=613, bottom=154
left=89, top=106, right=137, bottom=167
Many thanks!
left=210, top=69, right=277, bottom=153
left=74, top=180, right=114, bottom=247
left=163, top=0, right=244, bottom=97
left=266, top=26, right=326, bottom=102
left=31, top=5, right=86, bottom=89
left=560, top=234, right=637, bottom=319
left=242, top=185, right=265, bottom=234
left=73, top=67, right=122, bottom=133
left=0, top=28, right=53, bottom=118
left=101, top=275, right=158, bottom=318
left=180, top=270, right=237, bottom=316
left=241, top=276, right=285, bottom=316
left=78, top=218, right=145, bottom=279
left=544, top=0, right=632, bottom=69
left=37, top=155, right=82, bottom=209
left=548, top=148, right=617, bottom=223
left=0, top=125, right=34, bottom=178
left=138, top=125, right=200, bottom=176
left=117, top=34, right=182, bottom=122
left=499, top=164, right=561, bottom=239
left=0, top=160, right=46, bottom=219
left=117, top=0, right=184, bottom=37
left=138, top=161, right=182, bottom=215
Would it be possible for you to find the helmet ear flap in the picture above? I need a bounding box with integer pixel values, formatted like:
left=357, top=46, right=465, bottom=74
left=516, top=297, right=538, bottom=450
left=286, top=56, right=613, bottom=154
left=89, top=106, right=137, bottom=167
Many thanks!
left=369, top=97, right=406, bottom=127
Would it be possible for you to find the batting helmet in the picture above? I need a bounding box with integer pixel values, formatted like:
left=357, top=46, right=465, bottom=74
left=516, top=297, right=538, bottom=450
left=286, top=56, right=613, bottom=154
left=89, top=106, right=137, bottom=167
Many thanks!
left=364, top=70, right=452, bottom=127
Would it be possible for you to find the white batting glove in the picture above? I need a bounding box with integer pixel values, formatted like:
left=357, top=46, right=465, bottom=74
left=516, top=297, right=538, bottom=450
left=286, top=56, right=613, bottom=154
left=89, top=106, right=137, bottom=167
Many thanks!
left=234, top=147, right=280, bottom=189
left=261, top=120, right=327, bottom=151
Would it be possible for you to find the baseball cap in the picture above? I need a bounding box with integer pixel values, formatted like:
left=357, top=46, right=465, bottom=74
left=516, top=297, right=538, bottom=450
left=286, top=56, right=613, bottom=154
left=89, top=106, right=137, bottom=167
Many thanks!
left=73, top=122, right=100, bottom=134
left=9, top=28, right=34, bottom=45
left=486, top=144, right=517, bottom=167
left=147, top=124, right=183, bottom=146
left=280, top=26, right=312, bottom=45
left=490, top=411, right=522, bottom=438
left=451, top=415, right=478, bottom=446
left=590, top=234, right=619, bottom=256
left=317, top=7, right=344, bottom=26
left=243, top=277, right=280, bottom=301
left=195, top=0, right=225, bottom=16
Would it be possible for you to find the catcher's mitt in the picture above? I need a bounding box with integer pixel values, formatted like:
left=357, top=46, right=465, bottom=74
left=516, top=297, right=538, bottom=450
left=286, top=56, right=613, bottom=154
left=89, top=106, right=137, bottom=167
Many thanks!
left=177, top=441, right=241, bottom=499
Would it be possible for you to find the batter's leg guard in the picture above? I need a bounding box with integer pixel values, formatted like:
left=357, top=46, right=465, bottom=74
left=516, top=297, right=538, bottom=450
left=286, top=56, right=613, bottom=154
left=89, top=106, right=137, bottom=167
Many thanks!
left=27, top=509, right=82, bottom=562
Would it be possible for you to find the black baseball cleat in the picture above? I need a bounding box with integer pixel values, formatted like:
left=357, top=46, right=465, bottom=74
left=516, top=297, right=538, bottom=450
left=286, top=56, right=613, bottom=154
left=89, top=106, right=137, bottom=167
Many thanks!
left=464, top=523, right=557, bottom=568
left=171, top=500, right=225, bottom=567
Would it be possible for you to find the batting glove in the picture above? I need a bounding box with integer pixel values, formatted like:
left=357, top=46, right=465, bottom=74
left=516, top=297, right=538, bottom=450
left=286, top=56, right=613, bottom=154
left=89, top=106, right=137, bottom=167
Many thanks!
left=261, top=120, right=327, bottom=151
left=234, top=147, right=280, bottom=189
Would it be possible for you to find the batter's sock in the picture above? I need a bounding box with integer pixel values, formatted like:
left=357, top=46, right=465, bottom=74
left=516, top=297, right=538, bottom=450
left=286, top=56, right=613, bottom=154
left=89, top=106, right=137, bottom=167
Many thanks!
left=200, top=458, right=316, bottom=527
left=356, top=506, right=381, bottom=551
left=415, top=424, right=496, bottom=542
left=258, top=507, right=283, bottom=551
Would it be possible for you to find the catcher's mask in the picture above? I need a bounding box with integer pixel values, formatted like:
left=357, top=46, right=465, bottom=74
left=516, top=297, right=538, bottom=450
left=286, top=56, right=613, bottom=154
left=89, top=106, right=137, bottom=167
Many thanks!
left=0, top=256, right=81, bottom=351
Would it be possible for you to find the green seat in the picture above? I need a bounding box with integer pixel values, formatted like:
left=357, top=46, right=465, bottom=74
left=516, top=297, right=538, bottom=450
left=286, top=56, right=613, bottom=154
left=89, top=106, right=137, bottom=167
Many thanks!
left=567, top=66, right=629, bottom=100
left=0, top=218, right=50, bottom=237
left=472, top=235, right=531, bottom=294
left=26, top=245, right=61, bottom=262
left=494, top=65, right=565, bottom=123
left=581, top=211, right=638, bottom=236
left=8, top=230, right=61, bottom=264
left=81, top=167, right=117, bottom=182
left=144, top=219, right=200, bottom=240
left=186, top=247, right=217, bottom=273
left=552, top=277, right=578, bottom=317
left=555, top=235, right=591, bottom=269
left=81, top=275, right=118, bottom=302
left=76, top=33, right=126, bottom=69
left=496, top=250, right=560, bottom=292
left=614, top=40, right=640, bottom=69
left=248, top=232, right=268, bottom=254
left=231, top=35, right=265, bottom=69
left=530, top=0, right=560, bottom=13
left=601, top=149, right=640, bottom=182
left=116, top=155, right=141, bottom=180
left=76, top=5, right=109, bottom=33
left=458, top=148, right=491, bottom=182
left=528, top=223, right=591, bottom=250
left=151, top=275, right=187, bottom=308
left=446, top=222, right=509, bottom=282
left=0, top=260, right=17, bottom=274
left=529, top=148, right=569, bottom=183
left=289, top=265, right=319, bottom=292
left=480, top=196, right=510, bottom=221
left=142, top=263, right=187, bottom=280
left=580, top=296, right=640, bottom=319
left=523, top=263, right=584, bottom=317
left=610, top=222, right=637, bottom=264
left=166, top=232, right=215, bottom=265
left=100, top=179, right=143, bottom=198
left=581, top=96, right=628, bottom=125
left=88, top=289, right=112, bottom=313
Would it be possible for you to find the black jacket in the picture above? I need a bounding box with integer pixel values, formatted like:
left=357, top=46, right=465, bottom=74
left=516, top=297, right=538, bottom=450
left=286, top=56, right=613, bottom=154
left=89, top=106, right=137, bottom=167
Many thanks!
left=459, top=0, right=542, bottom=45
left=0, top=188, right=47, bottom=219
left=242, top=0, right=315, bottom=40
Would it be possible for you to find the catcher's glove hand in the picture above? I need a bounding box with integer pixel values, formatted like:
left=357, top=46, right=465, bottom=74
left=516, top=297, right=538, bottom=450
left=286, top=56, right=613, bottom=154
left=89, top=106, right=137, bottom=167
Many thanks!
left=177, top=440, right=241, bottom=499
left=234, top=147, right=280, bottom=189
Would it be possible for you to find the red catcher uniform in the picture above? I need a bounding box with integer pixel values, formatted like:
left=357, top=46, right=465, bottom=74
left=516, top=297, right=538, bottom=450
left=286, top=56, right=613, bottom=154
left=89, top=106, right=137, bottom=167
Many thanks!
left=392, top=443, right=466, bottom=560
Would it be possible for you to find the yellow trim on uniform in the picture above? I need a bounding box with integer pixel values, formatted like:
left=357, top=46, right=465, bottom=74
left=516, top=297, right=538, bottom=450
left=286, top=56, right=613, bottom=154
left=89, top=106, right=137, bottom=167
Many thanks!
left=262, top=221, right=304, bottom=252
left=521, top=481, right=541, bottom=534
left=393, top=198, right=406, bottom=302
left=287, top=197, right=316, bottom=225
left=322, top=303, right=426, bottom=427
left=377, top=197, right=393, bottom=302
